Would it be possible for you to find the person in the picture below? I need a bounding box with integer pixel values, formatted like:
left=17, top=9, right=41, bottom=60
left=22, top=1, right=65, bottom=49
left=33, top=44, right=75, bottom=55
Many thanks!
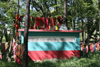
left=83, top=44, right=87, bottom=58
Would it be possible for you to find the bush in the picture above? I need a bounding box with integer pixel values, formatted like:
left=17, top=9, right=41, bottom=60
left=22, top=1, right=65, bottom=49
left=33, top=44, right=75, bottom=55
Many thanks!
left=1, top=51, right=100, bottom=67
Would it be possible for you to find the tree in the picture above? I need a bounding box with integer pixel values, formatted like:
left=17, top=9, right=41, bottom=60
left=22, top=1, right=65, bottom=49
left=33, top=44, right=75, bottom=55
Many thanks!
left=84, top=0, right=98, bottom=44
left=0, top=0, right=18, bottom=62
left=22, top=0, right=30, bottom=67
left=63, top=0, right=67, bottom=24
left=98, top=0, right=100, bottom=40
left=71, top=0, right=74, bottom=30
left=59, top=0, right=68, bottom=30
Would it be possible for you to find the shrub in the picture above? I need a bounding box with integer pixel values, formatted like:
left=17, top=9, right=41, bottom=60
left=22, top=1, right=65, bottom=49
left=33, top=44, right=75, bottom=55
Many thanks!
left=1, top=51, right=100, bottom=67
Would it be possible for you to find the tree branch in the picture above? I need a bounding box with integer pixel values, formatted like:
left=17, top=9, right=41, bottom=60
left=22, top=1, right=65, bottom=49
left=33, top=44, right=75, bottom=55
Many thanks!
left=44, top=1, right=51, bottom=17
left=40, top=1, right=46, bottom=17
left=32, top=0, right=42, bottom=16
left=32, top=0, right=46, bottom=17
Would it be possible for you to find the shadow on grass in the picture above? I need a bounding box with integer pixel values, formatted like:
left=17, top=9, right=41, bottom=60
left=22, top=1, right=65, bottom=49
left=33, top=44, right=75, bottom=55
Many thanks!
left=1, top=51, right=100, bottom=67
left=28, top=61, right=58, bottom=67
left=88, top=63, right=100, bottom=67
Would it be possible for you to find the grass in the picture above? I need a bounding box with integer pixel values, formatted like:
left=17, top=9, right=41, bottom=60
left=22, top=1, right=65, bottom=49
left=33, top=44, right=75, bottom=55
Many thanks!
left=0, top=51, right=100, bottom=67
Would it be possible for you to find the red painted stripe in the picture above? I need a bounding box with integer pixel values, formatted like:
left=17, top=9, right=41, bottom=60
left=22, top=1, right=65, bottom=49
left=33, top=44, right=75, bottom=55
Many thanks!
left=18, top=29, right=82, bottom=32
left=28, top=50, right=80, bottom=61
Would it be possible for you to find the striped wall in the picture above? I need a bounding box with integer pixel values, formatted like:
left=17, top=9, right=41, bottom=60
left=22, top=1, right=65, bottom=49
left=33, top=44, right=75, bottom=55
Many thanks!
left=21, top=31, right=80, bottom=61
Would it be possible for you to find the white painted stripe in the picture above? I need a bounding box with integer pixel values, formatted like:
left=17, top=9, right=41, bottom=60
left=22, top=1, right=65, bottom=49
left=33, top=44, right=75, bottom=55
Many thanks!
left=28, top=36, right=76, bottom=42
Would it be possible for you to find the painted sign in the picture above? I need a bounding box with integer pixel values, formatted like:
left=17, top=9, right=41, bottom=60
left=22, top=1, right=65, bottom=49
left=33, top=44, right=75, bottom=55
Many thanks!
left=28, top=36, right=76, bottom=42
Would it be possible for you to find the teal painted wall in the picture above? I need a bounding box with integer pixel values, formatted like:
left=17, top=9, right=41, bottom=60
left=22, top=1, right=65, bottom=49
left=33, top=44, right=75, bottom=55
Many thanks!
left=21, top=32, right=80, bottom=51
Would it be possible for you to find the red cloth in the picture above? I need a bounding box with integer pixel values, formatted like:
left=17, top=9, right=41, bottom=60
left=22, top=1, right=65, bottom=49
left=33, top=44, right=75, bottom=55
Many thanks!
left=36, top=17, right=42, bottom=26
left=3, top=45, right=5, bottom=52
left=18, top=16, right=23, bottom=22
left=54, top=17, right=56, bottom=25
left=57, top=16, right=63, bottom=27
left=16, top=58, right=21, bottom=65
left=49, top=17, right=54, bottom=30
left=41, top=17, right=46, bottom=24
left=45, top=18, right=49, bottom=29
left=35, top=17, right=42, bottom=29
left=16, top=32, right=19, bottom=36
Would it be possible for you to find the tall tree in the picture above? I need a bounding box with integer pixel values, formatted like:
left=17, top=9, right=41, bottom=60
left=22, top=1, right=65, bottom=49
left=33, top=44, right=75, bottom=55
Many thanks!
left=63, top=0, right=68, bottom=29
left=98, top=0, right=100, bottom=40
left=80, top=0, right=84, bottom=43
left=22, top=0, right=30, bottom=67
left=0, top=0, right=18, bottom=62
left=63, top=0, right=67, bottom=24
left=71, top=0, right=74, bottom=30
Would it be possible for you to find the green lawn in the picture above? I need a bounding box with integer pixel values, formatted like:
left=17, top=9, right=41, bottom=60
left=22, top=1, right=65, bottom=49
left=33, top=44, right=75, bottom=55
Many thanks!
left=0, top=51, right=100, bottom=67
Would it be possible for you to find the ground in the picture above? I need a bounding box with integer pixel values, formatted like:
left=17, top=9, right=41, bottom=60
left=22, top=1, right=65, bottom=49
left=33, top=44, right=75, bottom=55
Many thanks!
left=0, top=51, right=100, bottom=67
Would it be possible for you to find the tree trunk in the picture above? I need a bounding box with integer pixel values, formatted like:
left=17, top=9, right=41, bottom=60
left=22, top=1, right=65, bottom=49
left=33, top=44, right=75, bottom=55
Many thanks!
left=22, top=0, right=30, bottom=67
left=98, top=0, right=100, bottom=40
left=81, top=17, right=84, bottom=43
left=8, top=12, right=16, bottom=62
left=8, top=35, right=13, bottom=62
left=60, top=0, right=63, bottom=15
left=85, top=22, right=90, bottom=44
left=18, top=0, right=20, bottom=28
left=8, top=25, right=15, bottom=62
left=71, top=0, right=74, bottom=30
left=55, top=0, right=57, bottom=11
left=59, top=0, right=68, bottom=30
left=63, top=0, right=67, bottom=24
left=84, top=17, right=87, bottom=42
left=85, top=35, right=89, bottom=45
left=80, top=0, right=84, bottom=43
left=0, top=35, right=3, bottom=43
left=4, top=29, right=8, bottom=42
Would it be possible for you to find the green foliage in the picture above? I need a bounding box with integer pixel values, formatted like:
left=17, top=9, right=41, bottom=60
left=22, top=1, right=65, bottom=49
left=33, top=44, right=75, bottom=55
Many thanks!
left=0, top=51, right=100, bottom=67
left=2, top=37, right=6, bottom=43
left=0, top=60, right=21, bottom=67
left=30, top=10, right=40, bottom=17
left=0, top=0, right=18, bottom=42
left=0, top=0, right=99, bottom=41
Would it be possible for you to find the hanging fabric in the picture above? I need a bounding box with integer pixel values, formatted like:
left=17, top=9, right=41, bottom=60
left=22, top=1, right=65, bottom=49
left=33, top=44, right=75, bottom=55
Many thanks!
left=48, top=18, right=51, bottom=30
left=18, top=15, right=23, bottom=22
left=94, top=44, right=96, bottom=52
left=90, top=44, right=94, bottom=52
left=54, top=17, right=58, bottom=30
left=16, top=15, right=70, bottom=30
left=30, top=16, right=34, bottom=29
left=0, top=44, right=3, bottom=59
left=15, top=14, right=18, bottom=21
left=50, top=17, right=55, bottom=30
left=97, top=43, right=100, bottom=51
left=15, top=14, right=19, bottom=36
left=35, top=17, right=42, bottom=29
left=41, top=17, right=45, bottom=29
left=45, top=18, right=49, bottom=30
left=95, top=43, right=99, bottom=51
left=81, top=45, right=84, bottom=52
left=86, top=45, right=88, bottom=53
left=80, top=44, right=83, bottom=51
left=57, top=16, right=63, bottom=28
